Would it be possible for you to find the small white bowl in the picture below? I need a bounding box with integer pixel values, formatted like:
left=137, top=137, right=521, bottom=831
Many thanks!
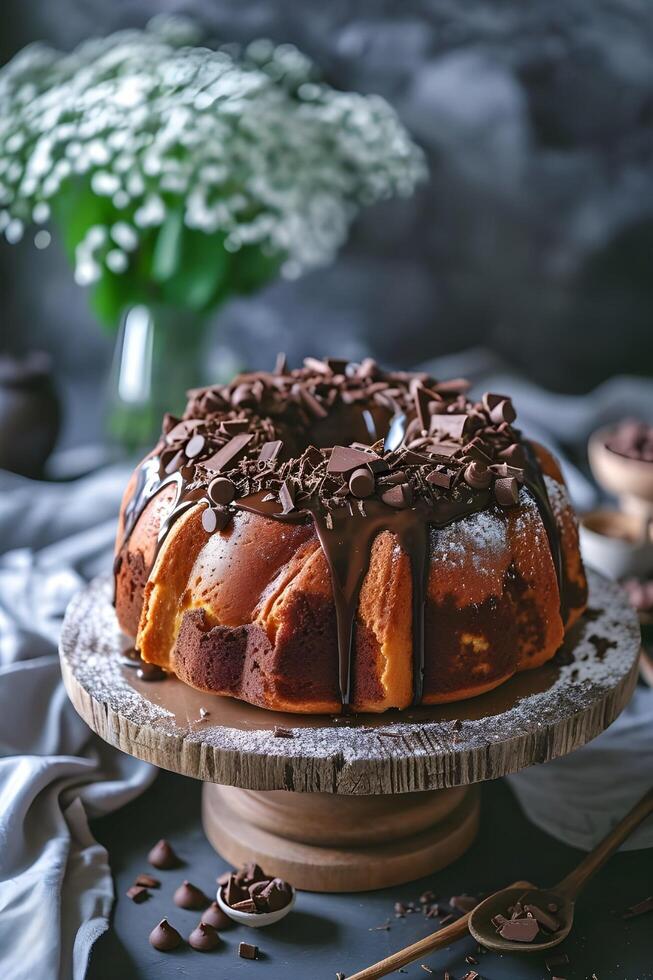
left=579, top=508, right=653, bottom=580
left=216, top=884, right=296, bottom=928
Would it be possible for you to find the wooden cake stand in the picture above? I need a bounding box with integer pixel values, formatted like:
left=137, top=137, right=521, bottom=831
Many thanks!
left=59, top=569, right=640, bottom=893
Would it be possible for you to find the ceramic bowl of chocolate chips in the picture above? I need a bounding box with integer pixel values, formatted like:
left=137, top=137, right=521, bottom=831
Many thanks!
left=216, top=862, right=295, bottom=928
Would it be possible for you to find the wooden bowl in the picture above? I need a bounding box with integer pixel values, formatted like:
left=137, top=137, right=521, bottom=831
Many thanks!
left=588, top=426, right=653, bottom=519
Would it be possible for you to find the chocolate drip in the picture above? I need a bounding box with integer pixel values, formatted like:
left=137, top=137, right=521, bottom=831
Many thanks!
left=397, top=515, right=428, bottom=705
left=522, top=441, right=568, bottom=622
left=117, top=449, right=564, bottom=710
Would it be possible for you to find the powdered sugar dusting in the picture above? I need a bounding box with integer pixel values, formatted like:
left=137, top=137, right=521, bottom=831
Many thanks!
left=435, top=506, right=507, bottom=571
left=544, top=474, right=570, bottom=521
left=60, top=570, right=640, bottom=793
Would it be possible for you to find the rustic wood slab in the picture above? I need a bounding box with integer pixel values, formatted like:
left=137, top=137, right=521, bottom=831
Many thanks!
left=59, top=569, right=640, bottom=795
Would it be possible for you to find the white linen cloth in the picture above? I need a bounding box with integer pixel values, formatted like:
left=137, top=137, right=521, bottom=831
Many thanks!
left=0, top=357, right=651, bottom=980
left=0, top=463, right=156, bottom=980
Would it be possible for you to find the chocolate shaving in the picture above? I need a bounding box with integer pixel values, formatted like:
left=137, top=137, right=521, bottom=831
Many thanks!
left=429, top=414, right=469, bottom=440
left=259, top=439, right=283, bottom=462
left=279, top=480, right=296, bottom=514
left=622, top=895, right=653, bottom=919
left=273, top=726, right=294, bottom=738
left=202, top=433, right=253, bottom=472
left=327, top=445, right=380, bottom=474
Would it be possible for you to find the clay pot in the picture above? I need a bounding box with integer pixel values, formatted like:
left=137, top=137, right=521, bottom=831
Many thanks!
left=0, top=352, right=60, bottom=477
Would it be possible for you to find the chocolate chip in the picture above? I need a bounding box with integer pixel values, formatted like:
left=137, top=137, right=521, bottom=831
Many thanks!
left=149, top=918, right=182, bottom=951
left=349, top=467, right=375, bottom=498
left=494, top=476, right=519, bottom=506
left=202, top=507, right=219, bottom=533
left=185, top=434, right=205, bottom=458
left=189, top=921, right=221, bottom=951
left=202, top=901, right=233, bottom=930
left=463, top=462, right=491, bottom=489
left=173, top=881, right=210, bottom=910
left=135, top=874, right=160, bottom=889
left=147, top=838, right=180, bottom=870
left=239, top=942, right=259, bottom=960
left=208, top=476, right=235, bottom=505
left=126, top=885, right=149, bottom=903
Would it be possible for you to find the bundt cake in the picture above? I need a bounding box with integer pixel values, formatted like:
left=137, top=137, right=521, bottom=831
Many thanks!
left=114, top=356, right=588, bottom=714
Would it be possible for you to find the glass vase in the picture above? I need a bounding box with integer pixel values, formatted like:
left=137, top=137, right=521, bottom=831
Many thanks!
left=107, top=305, right=207, bottom=453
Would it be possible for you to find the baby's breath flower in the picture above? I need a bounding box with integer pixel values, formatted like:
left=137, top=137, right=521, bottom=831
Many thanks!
left=0, top=17, right=426, bottom=311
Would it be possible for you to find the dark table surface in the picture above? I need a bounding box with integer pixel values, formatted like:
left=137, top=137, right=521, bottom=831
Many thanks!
left=88, top=772, right=653, bottom=980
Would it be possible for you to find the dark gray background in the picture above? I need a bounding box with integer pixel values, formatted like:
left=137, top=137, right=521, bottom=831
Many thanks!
left=2, top=1, right=653, bottom=450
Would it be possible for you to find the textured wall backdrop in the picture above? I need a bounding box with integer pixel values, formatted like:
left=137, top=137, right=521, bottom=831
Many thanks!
left=2, top=1, right=653, bottom=447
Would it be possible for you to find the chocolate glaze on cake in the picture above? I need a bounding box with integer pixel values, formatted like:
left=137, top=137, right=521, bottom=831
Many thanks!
left=115, top=357, right=587, bottom=713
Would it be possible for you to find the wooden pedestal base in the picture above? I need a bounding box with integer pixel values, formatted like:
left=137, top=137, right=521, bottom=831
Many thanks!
left=202, top=783, right=480, bottom=892
left=60, top=572, right=640, bottom=893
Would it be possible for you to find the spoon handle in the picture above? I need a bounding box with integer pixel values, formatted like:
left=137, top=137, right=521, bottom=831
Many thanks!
left=556, top=787, right=653, bottom=901
left=346, top=881, right=532, bottom=980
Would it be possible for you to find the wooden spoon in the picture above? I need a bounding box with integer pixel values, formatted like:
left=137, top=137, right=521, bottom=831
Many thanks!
left=469, top=787, right=653, bottom=953
left=348, top=787, right=653, bottom=980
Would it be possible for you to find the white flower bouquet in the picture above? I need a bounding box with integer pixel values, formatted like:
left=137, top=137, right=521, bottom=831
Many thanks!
left=0, top=16, right=426, bottom=326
